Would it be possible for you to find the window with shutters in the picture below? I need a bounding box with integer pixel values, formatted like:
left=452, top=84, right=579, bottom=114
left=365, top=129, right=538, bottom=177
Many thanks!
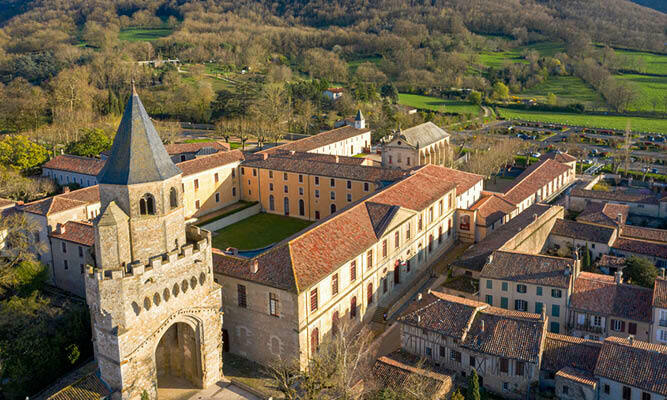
left=629, top=322, right=637, bottom=335
left=406, top=224, right=411, bottom=240
left=269, top=293, right=279, bottom=317
left=382, top=240, right=387, bottom=257
left=311, top=328, right=319, bottom=353
left=299, top=174, right=303, bottom=183
left=515, top=299, right=528, bottom=312
left=515, top=361, right=524, bottom=376
left=450, top=350, right=461, bottom=363
left=194, top=179, right=199, bottom=190
left=310, top=289, right=318, bottom=312
left=611, top=319, right=624, bottom=332
left=350, top=261, right=357, bottom=281
left=350, top=296, right=357, bottom=318
left=315, top=176, right=320, bottom=185
left=214, top=173, right=219, bottom=183
left=517, top=284, right=527, bottom=293
left=394, top=231, right=399, bottom=249
left=643, top=392, right=651, bottom=400
left=364, top=182, right=369, bottom=192
left=623, top=386, right=631, bottom=400
left=500, top=358, right=509, bottom=373
left=332, top=273, right=339, bottom=296
left=237, top=285, right=247, bottom=308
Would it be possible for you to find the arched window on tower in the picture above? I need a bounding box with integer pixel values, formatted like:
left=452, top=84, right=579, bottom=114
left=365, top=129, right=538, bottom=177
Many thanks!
left=169, top=187, right=178, bottom=209
left=139, top=193, right=155, bottom=215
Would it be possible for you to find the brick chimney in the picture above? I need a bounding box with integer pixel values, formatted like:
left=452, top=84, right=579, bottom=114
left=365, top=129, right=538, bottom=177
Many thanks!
left=616, top=213, right=624, bottom=225
left=335, top=155, right=340, bottom=163
left=250, top=259, right=259, bottom=274
left=63, top=186, right=70, bottom=193
left=56, top=223, right=65, bottom=234
left=262, top=153, right=269, bottom=160
left=417, top=292, right=423, bottom=301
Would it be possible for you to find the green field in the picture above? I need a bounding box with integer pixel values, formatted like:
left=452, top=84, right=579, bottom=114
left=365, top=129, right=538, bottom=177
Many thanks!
left=478, top=42, right=564, bottom=69
left=610, top=48, right=667, bottom=75
left=348, top=56, right=382, bottom=68
left=497, top=108, right=667, bottom=133
left=211, top=213, right=312, bottom=250
left=520, top=76, right=605, bottom=107
left=615, top=74, right=667, bottom=112
left=118, top=27, right=173, bottom=42
left=398, top=93, right=481, bottom=115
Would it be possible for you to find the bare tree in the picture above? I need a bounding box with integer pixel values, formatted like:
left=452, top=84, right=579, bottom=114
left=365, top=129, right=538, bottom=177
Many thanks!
left=154, top=120, right=181, bottom=144
left=0, top=212, right=47, bottom=271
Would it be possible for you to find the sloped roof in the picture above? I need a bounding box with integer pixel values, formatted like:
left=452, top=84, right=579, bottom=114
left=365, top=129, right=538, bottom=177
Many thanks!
left=373, top=350, right=454, bottom=397
left=471, top=195, right=515, bottom=226
left=576, top=202, right=629, bottom=228
left=48, top=221, right=94, bottom=246
left=415, top=165, right=483, bottom=197
left=542, top=333, right=602, bottom=373
left=480, top=250, right=574, bottom=289
left=21, top=186, right=100, bottom=216
left=502, top=159, right=570, bottom=205
left=43, top=155, right=106, bottom=176
left=365, top=202, right=400, bottom=238
left=620, top=225, right=667, bottom=244
left=550, top=219, right=616, bottom=244
left=462, top=306, right=546, bottom=363
left=612, top=237, right=667, bottom=259
left=653, top=278, right=667, bottom=309
left=396, top=122, right=449, bottom=148
left=46, top=371, right=110, bottom=400
left=177, top=150, right=245, bottom=176
left=570, top=188, right=660, bottom=205
left=261, top=125, right=370, bottom=155
left=570, top=272, right=653, bottom=322
left=397, top=291, right=486, bottom=340
left=98, top=89, right=181, bottom=185
left=555, top=367, right=597, bottom=387
left=594, top=337, right=667, bottom=395
left=164, top=141, right=228, bottom=154
left=540, top=151, right=576, bottom=164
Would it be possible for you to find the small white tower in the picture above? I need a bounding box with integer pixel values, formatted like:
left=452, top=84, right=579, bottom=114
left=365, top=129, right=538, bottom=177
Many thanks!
left=354, top=110, right=365, bottom=129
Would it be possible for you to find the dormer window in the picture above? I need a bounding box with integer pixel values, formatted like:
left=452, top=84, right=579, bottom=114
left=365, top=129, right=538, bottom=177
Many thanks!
left=139, top=193, right=155, bottom=215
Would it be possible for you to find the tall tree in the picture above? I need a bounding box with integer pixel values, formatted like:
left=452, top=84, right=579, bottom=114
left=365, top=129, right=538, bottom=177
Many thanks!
left=624, top=257, right=658, bottom=288
left=466, top=368, right=481, bottom=400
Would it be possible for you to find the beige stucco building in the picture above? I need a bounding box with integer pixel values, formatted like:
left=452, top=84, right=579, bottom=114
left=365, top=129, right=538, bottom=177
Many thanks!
left=381, top=122, right=451, bottom=169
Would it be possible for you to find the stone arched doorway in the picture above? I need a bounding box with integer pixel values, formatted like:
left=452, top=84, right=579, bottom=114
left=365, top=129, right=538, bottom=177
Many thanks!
left=155, top=322, right=203, bottom=396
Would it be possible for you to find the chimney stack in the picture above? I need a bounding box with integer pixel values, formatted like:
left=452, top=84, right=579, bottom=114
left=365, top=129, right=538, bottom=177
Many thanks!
left=63, top=186, right=70, bottom=193
left=262, top=152, right=269, bottom=160
left=250, top=259, right=259, bottom=274
left=417, top=315, right=421, bottom=324
left=290, top=150, right=295, bottom=155
left=335, top=155, right=340, bottom=163
left=614, top=270, right=623, bottom=285
left=480, top=320, right=485, bottom=332
left=616, top=213, right=624, bottom=225
left=628, top=335, right=634, bottom=346
left=417, top=292, right=423, bottom=301
left=56, top=223, right=65, bottom=234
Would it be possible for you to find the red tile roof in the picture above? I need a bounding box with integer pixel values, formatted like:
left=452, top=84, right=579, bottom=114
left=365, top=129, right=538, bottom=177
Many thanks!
left=612, top=237, right=667, bottom=259
left=570, top=272, right=653, bottom=322
left=570, top=188, right=660, bottom=205
left=595, top=254, right=626, bottom=270
left=415, top=165, right=483, bottom=198
left=20, top=186, right=100, bottom=216
left=594, top=337, right=667, bottom=395
left=502, top=159, right=570, bottom=205
left=576, top=202, right=629, bottom=228
left=480, top=250, right=575, bottom=289
left=261, top=126, right=369, bottom=155
left=43, top=155, right=106, bottom=176
left=550, top=219, right=616, bottom=244
left=49, top=221, right=94, bottom=246
left=542, top=333, right=602, bottom=373
left=540, top=151, right=577, bottom=164
left=462, top=306, right=546, bottom=362
left=653, top=278, right=667, bottom=309
left=470, top=195, right=515, bottom=226
left=620, top=225, right=667, bottom=244
left=164, top=141, right=229, bottom=154
left=555, top=367, right=597, bottom=387
left=46, top=371, right=110, bottom=400
left=177, top=150, right=245, bottom=176
left=214, top=165, right=458, bottom=292
left=398, top=291, right=487, bottom=340
left=373, top=350, right=454, bottom=397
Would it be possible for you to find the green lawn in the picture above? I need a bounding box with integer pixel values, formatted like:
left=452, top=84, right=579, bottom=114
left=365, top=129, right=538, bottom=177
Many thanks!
left=520, top=76, right=606, bottom=107
left=211, top=213, right=313, bottom=250
left=478, top=41, right=564, bottom=69
left=398, top=93, right=481, bottom=115
left=615, top=74, right=667, bottom=112
left=118, top=27, right=173, bottom=42
left=609, top=48, right=667, bottom=75
left=497, top=108, right=667, bottom=133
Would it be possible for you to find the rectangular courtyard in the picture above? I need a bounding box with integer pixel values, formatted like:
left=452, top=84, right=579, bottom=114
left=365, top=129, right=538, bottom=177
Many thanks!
left=210, top=212, right=313, bottom=250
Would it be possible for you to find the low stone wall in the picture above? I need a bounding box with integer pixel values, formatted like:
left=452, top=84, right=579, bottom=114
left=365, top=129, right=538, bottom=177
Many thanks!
left=199, top=203, right=261, bottom=232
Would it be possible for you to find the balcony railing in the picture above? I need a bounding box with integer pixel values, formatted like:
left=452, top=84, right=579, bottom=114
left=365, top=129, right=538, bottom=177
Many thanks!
left=572, top=322, right=604, bottom=334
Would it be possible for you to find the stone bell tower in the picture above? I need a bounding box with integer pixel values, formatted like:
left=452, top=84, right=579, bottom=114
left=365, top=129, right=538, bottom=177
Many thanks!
left=85, top=86, right=222, bottom=399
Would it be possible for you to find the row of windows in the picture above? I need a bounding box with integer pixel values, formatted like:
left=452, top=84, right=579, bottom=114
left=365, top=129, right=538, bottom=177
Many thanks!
left=61, top=242, right=85, bottom=258
left=486, top=280, right=562, bottom=298
left=193, top=188, right=237, bottom=210
left=243, top=167, right=371, bottom=193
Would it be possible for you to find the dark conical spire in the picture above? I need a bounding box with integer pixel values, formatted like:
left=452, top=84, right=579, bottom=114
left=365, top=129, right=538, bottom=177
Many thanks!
left=97, top=88, right=181, bottom=185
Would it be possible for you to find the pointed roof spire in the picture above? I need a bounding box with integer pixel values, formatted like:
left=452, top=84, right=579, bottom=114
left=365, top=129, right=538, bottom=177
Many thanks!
left=355, top=109, right=364, bottom=121
left=97, top=86, right=181, bottom=185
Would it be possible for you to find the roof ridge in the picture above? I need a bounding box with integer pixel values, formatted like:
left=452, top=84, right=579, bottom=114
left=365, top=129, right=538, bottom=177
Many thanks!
left=503, top=159, right=551, bottom=196
left=495, top=249, right=574, bottom=262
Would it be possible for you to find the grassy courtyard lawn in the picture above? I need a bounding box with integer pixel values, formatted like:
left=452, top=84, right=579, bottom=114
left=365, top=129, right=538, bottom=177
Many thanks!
left=222, top=353, right=283, bottom=399
left=615, top=74, right=667, bottom=113
left=497, top=108, right=667, bottom=134
left=398, top=93, right=480, bottom=115
left=211, top=213, right=312, bottom=250
left=520, top=76, right=606, bottom=108
left=118, top=27, right=173, bottom=42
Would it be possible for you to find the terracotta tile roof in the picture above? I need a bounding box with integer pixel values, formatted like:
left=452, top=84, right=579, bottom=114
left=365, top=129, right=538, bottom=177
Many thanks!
left=242, top=154, right=405, bottom=183
left=164, top=141, right=228, bottom=154
left=542, top=333, right=601, bottom=373
left=397, top=291, right=487, bottom=340
left=261, top=126, right=369, bottom=154
left=43, top=155, right=106, bottom=176
left=365, top=202, right=400, bottom=238
left=0, top=198, right=15, bottom=209
left=612, top=237, right=667, bottom=259
left=620, top=225, right=667, bottom=244
left=20, top=186, right=100, bottom=216
left=256, top=150, right=365, bottom=165
left=49, top=221, right=94, bottom=247
left=46, top=372, right=110, bottom=400
left=570, top=272, right=653, bottom=322
left=480, top=250, right=575, bottom=289
left=414, top=165, right=483, bottom=198
left=177, top=150, right=245, bottom=176
left=570, top=188, right=660, bottom=205
left=502, top=159, right=570, bottom=205
left=373, top=350, right=454, bottom=396
left=394, top=122, right=450, bottom=148
left=576, top=202, right=629, bottom=228
left=555, top=367, right=597, bottom=387
left=215, top=165, right=459, bottom=292
left=653, top=278, right=667, bottom=309
left=550, top=219, right=615, bottom=244
left=462, top=306, right=546, bottom=363
left=455, top=203, right=554, bottom=272
left=540, top=151, right=577, bottom=163
left=595, top=254, right=626, bottom=270
left=470, top=195, right=515, bottom=226
left=594, top=336, right=667, bottom=395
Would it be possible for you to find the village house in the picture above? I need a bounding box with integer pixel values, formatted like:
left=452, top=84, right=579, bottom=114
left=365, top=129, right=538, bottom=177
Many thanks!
left=479, top=250, right=578, bottom=334
left=323, top=87, right=344, bottom=100
left=651, top=277, right=667, bottom=345
left=568, top=187, right=667, bottom=219
left=380, top=122, right=451, bottom=170
left=539, top=151, right=577, bottom=177
left=568, top=271, right=653, bottom=342
left=396, top=291, right=548, bottom=399
left=48, top=221, right=95, bottom=297
left=372, top=350, right=454, bottom=399
left=213, top=164, right=460, bottom=366
left=548, top=219, right=618, bottom=261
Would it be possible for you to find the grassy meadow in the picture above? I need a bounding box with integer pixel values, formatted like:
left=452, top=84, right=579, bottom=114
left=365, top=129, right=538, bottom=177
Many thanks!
left=118, top=27, right=173, bottom=42
left=398, top=93, right=481, bottom=115
left=519, top=76, right=605, bottom=107
left=615, top=74, right=667, bottom=112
